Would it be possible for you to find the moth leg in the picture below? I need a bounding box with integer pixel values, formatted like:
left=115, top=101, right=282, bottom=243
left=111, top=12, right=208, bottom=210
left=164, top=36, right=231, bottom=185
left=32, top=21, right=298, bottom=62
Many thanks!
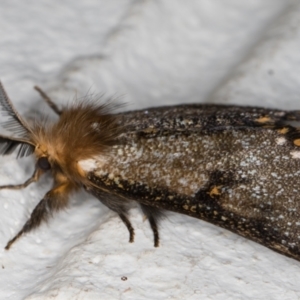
left=88, top=189, right=135, bottom=244
left=5, top=183, right=70, bottom=250
left=140, top=204, right=161, bottom=247
left=0, top=168, right=41, bottom=190
left=99, top=197, right=135, bottom=243
left=34, top=86, right=62, bottom=115
left=118, top=213, right=135, bottom=243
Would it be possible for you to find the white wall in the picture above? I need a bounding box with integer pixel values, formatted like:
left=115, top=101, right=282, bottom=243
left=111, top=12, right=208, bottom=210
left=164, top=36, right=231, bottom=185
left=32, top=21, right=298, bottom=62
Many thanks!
left=0, top=1, right=300, bottom=299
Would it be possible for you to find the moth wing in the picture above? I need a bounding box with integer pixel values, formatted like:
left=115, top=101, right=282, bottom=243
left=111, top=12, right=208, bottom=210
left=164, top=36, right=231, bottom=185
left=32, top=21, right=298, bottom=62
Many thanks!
left=119, top=104, right=300, bottom=134
left=78, top=102, right=300, bottom=259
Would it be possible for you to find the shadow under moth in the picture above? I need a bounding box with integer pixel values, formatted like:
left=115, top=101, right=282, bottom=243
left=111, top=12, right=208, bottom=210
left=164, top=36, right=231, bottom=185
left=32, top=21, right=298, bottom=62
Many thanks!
left=1, top=82, right=300, bottom=261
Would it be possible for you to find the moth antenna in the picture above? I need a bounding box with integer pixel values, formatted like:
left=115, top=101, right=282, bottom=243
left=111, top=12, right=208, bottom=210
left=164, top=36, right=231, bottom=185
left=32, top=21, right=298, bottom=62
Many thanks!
left=0, top=82, right=32, bottom=138
left=34, top=86, right=62, bottom=116
left=0, top=82, right=35, bottom=157
left=0, top=134, right=35, bottom=157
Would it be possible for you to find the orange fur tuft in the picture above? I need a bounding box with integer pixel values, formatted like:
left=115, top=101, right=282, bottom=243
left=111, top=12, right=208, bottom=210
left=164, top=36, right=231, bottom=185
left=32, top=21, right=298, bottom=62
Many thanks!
left=30, top=101, right=120, bottom=183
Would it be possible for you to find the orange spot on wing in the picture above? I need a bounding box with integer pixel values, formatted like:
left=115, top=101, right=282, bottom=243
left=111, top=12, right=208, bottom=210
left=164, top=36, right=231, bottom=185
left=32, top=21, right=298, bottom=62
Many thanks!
left=278, top=127, right=289, bottom=134
left=255, top=116, right=271, bottom=123
left=294, top=139, right=300, bottom=146
left=208, top=186, right=222, bottom=198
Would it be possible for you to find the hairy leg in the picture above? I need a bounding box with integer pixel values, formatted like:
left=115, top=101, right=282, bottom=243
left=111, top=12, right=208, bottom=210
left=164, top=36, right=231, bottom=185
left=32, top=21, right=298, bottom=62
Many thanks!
left=118, top=213, right=135, bottom=243
left=5, top=183, right=71, bottom=250
left=140, top=204, right=161, bottom=247
left=87, top=186, right=136, bottom=244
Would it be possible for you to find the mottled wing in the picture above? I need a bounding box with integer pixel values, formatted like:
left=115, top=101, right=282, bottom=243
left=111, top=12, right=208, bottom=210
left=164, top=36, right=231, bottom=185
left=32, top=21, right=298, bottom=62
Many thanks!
left=86, top=105, right=300, bottom=261
left=117, top=104, right=300, bottom=135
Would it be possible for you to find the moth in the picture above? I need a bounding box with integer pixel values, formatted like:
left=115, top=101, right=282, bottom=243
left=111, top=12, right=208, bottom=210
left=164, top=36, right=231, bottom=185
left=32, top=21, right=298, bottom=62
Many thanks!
left=1, top=82, right=300, bottom=262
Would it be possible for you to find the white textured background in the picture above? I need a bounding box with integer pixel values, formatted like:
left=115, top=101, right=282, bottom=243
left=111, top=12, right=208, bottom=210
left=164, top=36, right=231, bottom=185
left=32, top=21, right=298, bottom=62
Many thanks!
left=1, top=1, right=300, bottom=299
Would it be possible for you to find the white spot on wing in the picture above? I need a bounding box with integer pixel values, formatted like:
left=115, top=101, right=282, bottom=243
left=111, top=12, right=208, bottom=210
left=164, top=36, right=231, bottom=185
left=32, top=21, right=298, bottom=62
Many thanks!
left=78, top=155, right=107, bottom=172
left=276, top=137, right=286, bottom=145
left=78, top=159, right=98, bottom=172
left=290, top=151, right=300, bottom=159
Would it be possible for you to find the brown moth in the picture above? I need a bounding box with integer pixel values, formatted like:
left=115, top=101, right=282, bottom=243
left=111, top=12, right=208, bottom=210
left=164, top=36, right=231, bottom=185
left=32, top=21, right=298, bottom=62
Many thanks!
left=1, top=82, right=300, bottom=261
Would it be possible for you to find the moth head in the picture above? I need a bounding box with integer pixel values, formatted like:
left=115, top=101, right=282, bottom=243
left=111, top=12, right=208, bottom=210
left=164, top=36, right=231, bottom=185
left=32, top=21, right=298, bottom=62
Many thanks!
left=0, top=83, right=55, bottom=181
left=34, top=139, right=52, bottom=172
left=0, top=82, right=119, bottom=183
left=31, top=136, right=62, bottom=176
left=37, top=156, right=51, bottom=171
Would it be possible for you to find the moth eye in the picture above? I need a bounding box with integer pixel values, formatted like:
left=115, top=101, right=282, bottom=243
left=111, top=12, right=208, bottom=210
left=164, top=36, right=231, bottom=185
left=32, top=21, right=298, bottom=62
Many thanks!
left=37, top=157, right=51, bottom=170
